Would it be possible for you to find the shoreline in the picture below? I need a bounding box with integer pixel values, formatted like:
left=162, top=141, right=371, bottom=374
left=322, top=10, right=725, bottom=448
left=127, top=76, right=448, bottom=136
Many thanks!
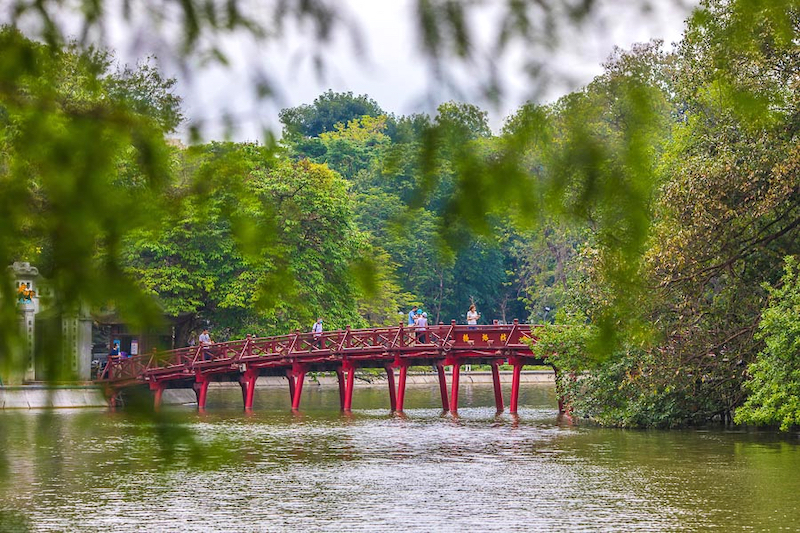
left=0, top=370, right=555, bottom=409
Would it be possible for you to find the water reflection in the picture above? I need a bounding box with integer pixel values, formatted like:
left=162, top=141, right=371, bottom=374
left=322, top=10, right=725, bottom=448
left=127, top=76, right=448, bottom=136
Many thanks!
left=1, top=383, right=798, bottom=532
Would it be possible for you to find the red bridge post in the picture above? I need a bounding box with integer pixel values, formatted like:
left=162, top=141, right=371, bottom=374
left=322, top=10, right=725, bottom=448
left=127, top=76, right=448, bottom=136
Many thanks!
left=150, top=381, right=166, bottom=411
left=385, top=365, right=397, bottom=411
left=343, top=361, right=357, bottom=411
left=104, top=386, right=118, bottom=410
left=491, top=360, right=504, bottom=413
left=509, top=357, right=523, bottom=414
left=436, top=363, right=450, bottom=412
left=286, top=368, right=296, bottom=405
left=193, top=375, right=211, bottom=411
left=335, top=367, right=345, bottom=410
left=396, top=363, right=408, bottom=411
left=290, top=363, right=307, bottom=411
left=449, top=358, right=462, bottom=413
left=239, top=367, right=259, bottom=410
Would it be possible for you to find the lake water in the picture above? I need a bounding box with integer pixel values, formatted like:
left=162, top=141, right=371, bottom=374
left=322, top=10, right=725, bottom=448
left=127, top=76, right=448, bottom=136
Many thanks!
left=1, top=383, right=798, bottom=531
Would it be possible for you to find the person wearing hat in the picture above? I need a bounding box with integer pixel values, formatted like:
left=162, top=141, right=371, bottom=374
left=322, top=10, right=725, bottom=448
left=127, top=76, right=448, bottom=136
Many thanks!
left=416, top=311, right=428, bottom=344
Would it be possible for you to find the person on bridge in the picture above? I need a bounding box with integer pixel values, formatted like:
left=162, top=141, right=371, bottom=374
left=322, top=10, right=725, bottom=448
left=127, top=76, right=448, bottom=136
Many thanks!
left=407, top=305, right=418, bottom=327
left=466, top=304, right=481, bottom=330
left=199, top=329, right=213, bottom=360
left=312, top=317, right=323, bottom=348
left=416, top=312, right=428, bottom=344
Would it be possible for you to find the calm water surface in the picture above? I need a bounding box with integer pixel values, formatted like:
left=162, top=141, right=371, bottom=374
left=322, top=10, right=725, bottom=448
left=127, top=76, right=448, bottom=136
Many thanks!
left=1, top=383, right=799, bottom=532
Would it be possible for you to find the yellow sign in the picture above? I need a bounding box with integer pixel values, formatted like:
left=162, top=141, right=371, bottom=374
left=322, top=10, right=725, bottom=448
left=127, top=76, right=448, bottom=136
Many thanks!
left=500, top=333, right=507, bottom=342
left=462, top=334, right=470, bottom=342
left=482, top=334, right=489, bottom=342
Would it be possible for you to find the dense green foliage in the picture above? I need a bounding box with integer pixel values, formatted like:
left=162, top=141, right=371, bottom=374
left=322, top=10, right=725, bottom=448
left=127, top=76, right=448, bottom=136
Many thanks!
left=528, top=0, right=800, bottom=428
left=280, top=97, right=530, bottom=325
left=123, top=145, right=368, bottom=340
left=735, top=258, right=800, bottom=431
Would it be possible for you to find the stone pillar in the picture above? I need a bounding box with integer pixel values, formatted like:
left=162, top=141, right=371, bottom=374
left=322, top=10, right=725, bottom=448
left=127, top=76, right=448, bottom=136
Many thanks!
left=62, top=316, right=78, bottom=379
left=77, top=314, right=92, bottom=381
left=60, top=308, right=93, bottom=381
left=19, top=302, right=36, bottom=383
left=7, top=262, right=41, bottom=384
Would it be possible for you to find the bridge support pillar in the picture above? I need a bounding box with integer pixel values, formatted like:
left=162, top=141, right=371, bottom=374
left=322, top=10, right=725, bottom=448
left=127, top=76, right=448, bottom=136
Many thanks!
left=436, top=363, right=450, bottom=412
left=396, top=364, right=408, bottom=411
left=286, top=368, right=296, bottom=404
left=343, top=362, right=357, bottom=411
left=335, top=367, right=345, bottom=411
left=450, top=361, right=461, bottom=413
left=150, top=381, right=167, bottom=411
left=193, top=376, right=211, bottom=411
left=105, top=387, right=119, bottom=410
left=239, top=368, right=259, bottom=410
left=385, top=365, right=397, bottom=412
left=291, top=363, right=307, bottom=411
left=509, top=360, right=523, bottom=415
left=491, top=361, right=504, bottom=413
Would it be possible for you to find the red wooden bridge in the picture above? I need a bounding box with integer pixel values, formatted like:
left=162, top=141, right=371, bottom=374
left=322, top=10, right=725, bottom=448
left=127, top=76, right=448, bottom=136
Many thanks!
left=97, top=320, right=556, bottom=414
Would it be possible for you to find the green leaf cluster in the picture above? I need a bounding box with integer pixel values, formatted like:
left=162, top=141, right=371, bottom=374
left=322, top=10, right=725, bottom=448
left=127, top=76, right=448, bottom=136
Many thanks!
left=735, top=257, right=800, bottom=431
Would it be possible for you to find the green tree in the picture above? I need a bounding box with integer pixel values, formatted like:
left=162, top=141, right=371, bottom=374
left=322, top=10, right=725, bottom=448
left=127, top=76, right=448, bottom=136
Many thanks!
left=542, top=1, right=800, bottom=427
left=735, top=257, right=800, bottom=431
left=124, top=143, right=367, bottom=338
left=280, top=90, right=386, bottom=139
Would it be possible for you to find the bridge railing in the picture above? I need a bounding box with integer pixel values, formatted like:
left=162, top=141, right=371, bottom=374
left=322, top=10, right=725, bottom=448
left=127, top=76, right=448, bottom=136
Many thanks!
left=97, top=352, right=152, bottom=382
left=97, top=323, right=541, bottom=383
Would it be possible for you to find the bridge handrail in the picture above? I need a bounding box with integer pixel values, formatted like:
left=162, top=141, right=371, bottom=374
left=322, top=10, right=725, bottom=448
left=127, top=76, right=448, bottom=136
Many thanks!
left=97, top=323, right=540, bottom=383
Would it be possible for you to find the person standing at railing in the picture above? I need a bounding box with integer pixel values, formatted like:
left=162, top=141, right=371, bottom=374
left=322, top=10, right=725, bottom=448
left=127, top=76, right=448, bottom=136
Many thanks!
left=466, top=304, right=481, bottom=330
left=407, top=305, right=418, bottom=327
left=416, top=312, right=428, bottom=344
left=312, top=317, right=323, bottom=348
left=199, top=328, right=213, bottom=360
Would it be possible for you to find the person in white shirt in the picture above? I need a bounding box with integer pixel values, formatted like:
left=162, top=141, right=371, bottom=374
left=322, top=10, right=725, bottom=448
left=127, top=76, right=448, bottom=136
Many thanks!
left=198, top=329, right=213, bottom=360
left=312, top=318, right=323, bottom=348
left=466, top=304, right=480, bottom=329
